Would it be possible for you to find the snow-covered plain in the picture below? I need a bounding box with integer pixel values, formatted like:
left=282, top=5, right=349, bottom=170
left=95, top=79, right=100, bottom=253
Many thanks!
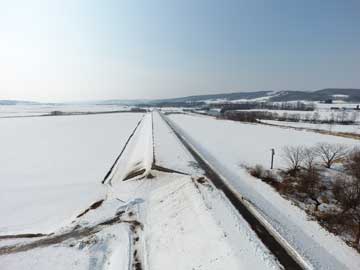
left=0, top=104, right=131, bottom=118
left=169, top=114, right=360, bottom=270
left=1, top=111, right=282, bottom=270
left=261, top=119, right=360, bottom=134
left=0, top=113, right=143, bottom=234
left=170, top=114, right=359, bottom=170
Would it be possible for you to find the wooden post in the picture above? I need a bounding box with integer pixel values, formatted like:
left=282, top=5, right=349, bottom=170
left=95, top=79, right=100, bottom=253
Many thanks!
left=270, top=148, right=275, bottom=169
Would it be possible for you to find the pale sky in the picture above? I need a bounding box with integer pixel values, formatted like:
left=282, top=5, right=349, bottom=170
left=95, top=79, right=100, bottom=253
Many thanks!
left=1, top=0, right=359, bottom=102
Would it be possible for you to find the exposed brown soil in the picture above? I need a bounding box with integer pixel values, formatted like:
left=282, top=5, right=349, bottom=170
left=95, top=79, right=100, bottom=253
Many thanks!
left=151, top=164, right=188, bottom=175
left=123, top=169, right=146, bottom=181
left=0, top=216, right=142, bottom=256
left=76, top=199, right=104, bottom=218
left=0, top=233, right=50, bottom=240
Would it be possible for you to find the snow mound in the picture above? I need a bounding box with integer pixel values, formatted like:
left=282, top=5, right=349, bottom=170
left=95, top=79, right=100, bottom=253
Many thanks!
left=109, top=113, right=154, bottom=184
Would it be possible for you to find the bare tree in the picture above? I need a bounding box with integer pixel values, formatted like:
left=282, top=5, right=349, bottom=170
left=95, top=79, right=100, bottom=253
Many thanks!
left=333, top=177, right=360, bottom=214
left=344, top=148, right=360, bottom=180
left=282, top=146, right=304, bottom=173
left=350, top=111, right=358, bottom=123
left=302, top=146, right=318, bottom=171
left=315, top=142, right=348, bottom=168
left=340, top=110, right=349, bottom=123
left=312, top=111, right=320, bottom=123
left=298, top=168, right=321, bottom=210
left=333, top=176, right=360, bottom=248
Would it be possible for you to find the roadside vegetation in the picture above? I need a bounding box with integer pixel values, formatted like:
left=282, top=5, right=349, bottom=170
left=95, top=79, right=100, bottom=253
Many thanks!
left=248, top=143, right=360, bottom=251
left=222, top=109, right=358, bottom=125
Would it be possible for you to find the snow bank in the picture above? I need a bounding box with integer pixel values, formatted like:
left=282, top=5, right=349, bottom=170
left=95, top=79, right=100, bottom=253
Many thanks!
left=152, top=111, right=203, bottom=175
left=109, top=113, right=153, bottom=184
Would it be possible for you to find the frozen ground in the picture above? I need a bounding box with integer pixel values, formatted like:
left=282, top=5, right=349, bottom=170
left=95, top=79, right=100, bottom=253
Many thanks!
left=169, top=113, right=360, bottom=270
left=0, top=113, right=143, bottom=234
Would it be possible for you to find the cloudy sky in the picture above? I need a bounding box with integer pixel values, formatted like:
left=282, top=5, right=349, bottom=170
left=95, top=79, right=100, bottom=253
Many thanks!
left=1, top=0, right=359, bottom=102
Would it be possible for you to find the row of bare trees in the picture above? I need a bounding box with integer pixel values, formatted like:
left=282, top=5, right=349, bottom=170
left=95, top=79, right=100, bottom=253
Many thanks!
left=282, top=144, right=360, bottom=249
left=282, top=142, right=348, bottom=173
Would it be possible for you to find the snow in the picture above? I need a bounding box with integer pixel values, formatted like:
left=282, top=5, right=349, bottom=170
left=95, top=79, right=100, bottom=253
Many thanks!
left=238, top=107, right=360, bottom=122
left=1, top=111, right=283, bottom=269
left=169, top=113, right=360, bottom=270
left=261, top=119, right=360, bottom=134
left=0, top=104, right=131, bottom=118
left=202, top=98, right=228, bottom=104
left=171, top=114, right=358, bottom=170
left=1, top=246, right=91, bottom=270
left=0, top=113, right=143, bottom=234
left=2, top=109, right=360, bottom=269
left=109, top=113, right=153, bottom=184
left=152, top=111, right=204, bottom=175
left=0, top=199, right=131, bottom=270
left=332, top=94, right=349, bottom=98
left=316, top=102, right=360, bottom=109
left=140, top=172, right=280, bottom=270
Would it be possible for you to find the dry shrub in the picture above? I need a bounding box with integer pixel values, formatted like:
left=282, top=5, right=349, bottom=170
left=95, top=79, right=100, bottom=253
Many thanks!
left=249, top=165, right=266, bottom=178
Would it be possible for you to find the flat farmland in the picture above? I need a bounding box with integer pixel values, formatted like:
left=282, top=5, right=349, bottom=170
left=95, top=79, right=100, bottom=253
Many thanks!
left=0, top=113, right=143, bottom=234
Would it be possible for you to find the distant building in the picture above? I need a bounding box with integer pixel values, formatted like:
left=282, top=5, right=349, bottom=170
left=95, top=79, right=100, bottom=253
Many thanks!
left=323, top=99, right=333, bottom=104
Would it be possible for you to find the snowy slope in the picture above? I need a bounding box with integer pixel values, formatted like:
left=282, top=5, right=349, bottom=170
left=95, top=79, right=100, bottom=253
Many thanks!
left=108, top=113, right=153, bottom=184
left=152, top=111, right=204, bottom=175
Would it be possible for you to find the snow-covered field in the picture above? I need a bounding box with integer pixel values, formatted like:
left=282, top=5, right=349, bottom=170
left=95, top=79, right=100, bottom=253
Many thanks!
left=0, top=104, right=131, bottom=118
left=0, top=113, right=143, bottom=234
left=169, top=114, right=360, bottom=269
left=261, top=119, right=360, bottom=134
left=0, top=111, right=283, bottom=270
left=2, top=108, right=360, bottom=270
left=170, top=114, right=359, bottom=170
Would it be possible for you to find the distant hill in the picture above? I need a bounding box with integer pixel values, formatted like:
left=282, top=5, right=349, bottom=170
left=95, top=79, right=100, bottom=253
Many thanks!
left=0, top=100, right=40, bottom=105
left=150, top=88, right=360, bottom=104
left=1, top=88, right=359, bottom=106
left=269, top=89, right=360, bottom=102
left=150, top=91, right=273, bottom=103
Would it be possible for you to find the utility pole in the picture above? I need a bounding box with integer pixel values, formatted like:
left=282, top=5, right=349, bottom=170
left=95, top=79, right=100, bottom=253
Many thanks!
left=270, top=148, right=275, bottom=169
